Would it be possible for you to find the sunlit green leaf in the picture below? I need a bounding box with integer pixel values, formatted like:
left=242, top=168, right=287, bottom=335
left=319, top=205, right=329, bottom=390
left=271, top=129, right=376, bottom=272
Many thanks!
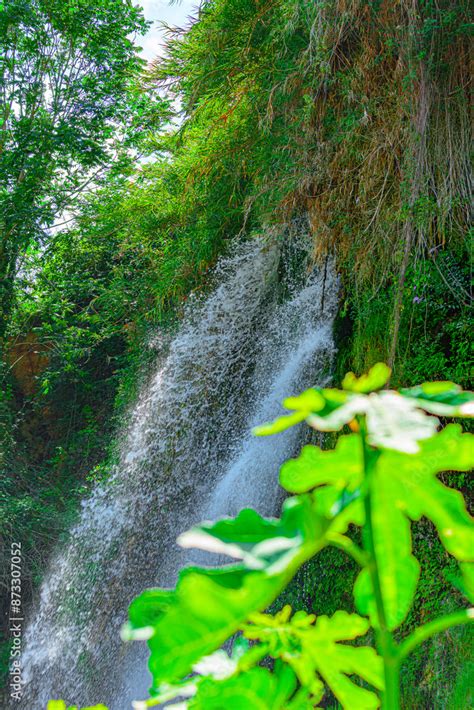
left=123, top=498, right=331, bottom=691
left=252, top=410, right=308, bottom=436
left=312, top=486, right=364, bottom=534
left=279, top=434, right=362, bottom=493
left=245, top=609, right=383, bottom=709
left=124, top=567, right=284, bottom=690
left=355, top=425, right=474, bottom=630
left=342, top=363, right=391, bottom=393
left=382, top=425, right=474, bottom=560
left=354, top=475, right=420, bottom=630
left=178, top=496, right=328, bottom=573
left=189, top=663, right=313, bottom=709
left=283, top=388, right=326, bottom=412
left=400, top=381, right=474, bottom=417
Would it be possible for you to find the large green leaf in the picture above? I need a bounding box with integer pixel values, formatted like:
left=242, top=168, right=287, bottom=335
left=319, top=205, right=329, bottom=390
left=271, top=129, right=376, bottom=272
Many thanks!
left=279, top=435, right=365, bottom=537
left=189, top=663, right=314, bottom=709
left=178, top=496, right=324, bottom=574
left=381, top=425, right=474, bottom=560
left=355, top=425, right=474, bottom=630
left=354, top=474, right=420, bottom=631
left=245, top=608, right=383, bottom=709
left=131, top=645, right=272, bottom=709
left=276, top=424, right=472, bottom=632
left=124, top=567, right=282, bottom=691
left=279, top=434, right=362, bottom=493
left=123, top=497, right=331, bottom=691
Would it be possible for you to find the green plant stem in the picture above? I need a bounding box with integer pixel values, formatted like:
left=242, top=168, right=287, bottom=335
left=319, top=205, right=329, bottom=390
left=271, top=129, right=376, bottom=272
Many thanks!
left=326, top=532, right=368, bottom=568
left=358, top=416, right=400, bottom=710
left=398, top=608, right=474, bottom=661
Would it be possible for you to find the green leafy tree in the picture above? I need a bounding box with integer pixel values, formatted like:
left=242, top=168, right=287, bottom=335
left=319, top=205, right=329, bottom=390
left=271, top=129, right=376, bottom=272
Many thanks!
left=0, top=0, right=165, bottom=338
left=111, top=364, right=473, bottom=709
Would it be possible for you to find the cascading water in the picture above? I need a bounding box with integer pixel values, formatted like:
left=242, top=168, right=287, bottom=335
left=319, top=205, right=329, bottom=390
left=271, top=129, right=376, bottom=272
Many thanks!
left=18, top=224, right=338, bottom=709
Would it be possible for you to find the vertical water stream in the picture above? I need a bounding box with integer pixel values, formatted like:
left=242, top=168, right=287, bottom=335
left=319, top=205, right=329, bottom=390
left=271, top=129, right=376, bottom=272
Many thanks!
left=18, top=226, right=338, bottom=708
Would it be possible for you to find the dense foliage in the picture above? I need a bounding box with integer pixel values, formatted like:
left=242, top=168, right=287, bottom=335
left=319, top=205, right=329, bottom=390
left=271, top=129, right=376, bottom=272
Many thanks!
left=0, top=0, right=170, bottom=336
left=1, top=0, right=472, bottom=704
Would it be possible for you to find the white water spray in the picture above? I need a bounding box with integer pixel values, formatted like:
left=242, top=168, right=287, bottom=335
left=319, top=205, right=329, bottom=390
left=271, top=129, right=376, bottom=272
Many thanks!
left=18, top=226, right=338, bottom=708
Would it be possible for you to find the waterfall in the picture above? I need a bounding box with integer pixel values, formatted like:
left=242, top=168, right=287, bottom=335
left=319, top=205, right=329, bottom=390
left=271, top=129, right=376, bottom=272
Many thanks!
left=17, top=225, right=338, bottom=709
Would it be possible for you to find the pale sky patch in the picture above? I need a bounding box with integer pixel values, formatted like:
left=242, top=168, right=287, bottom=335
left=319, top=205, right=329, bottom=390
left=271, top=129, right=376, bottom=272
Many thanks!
left=137, top=0, right=199, bottom=62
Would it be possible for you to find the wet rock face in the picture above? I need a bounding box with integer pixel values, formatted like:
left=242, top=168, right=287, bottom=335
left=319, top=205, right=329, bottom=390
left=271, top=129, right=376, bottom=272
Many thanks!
left=7, top=332, right=50, bottom=397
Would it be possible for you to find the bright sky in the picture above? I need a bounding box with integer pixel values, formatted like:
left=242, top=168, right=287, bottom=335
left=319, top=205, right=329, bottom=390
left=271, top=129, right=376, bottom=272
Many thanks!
left=138, top=0, right=199, bottom=61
